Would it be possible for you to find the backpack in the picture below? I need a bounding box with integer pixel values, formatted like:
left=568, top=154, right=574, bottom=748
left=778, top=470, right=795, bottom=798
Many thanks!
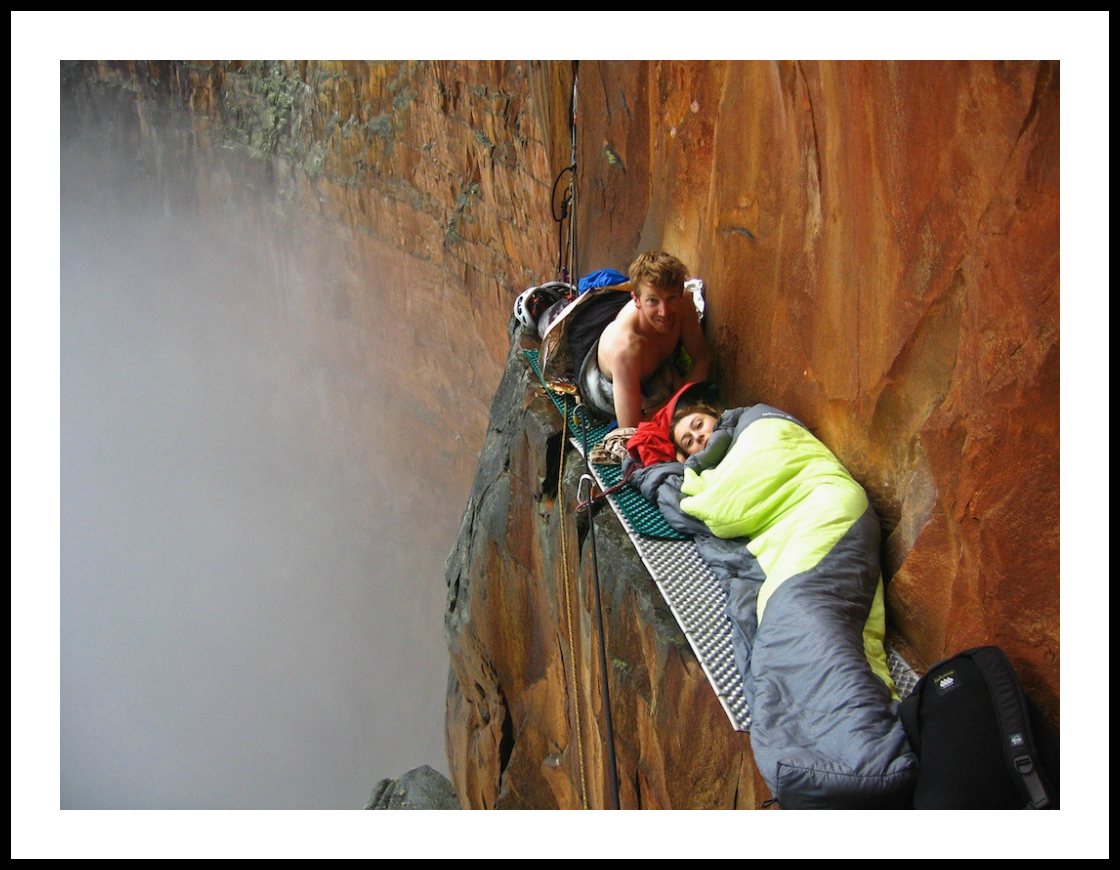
left=539, top=282, right=631, bottom=390
left=899, top=645, right=1059, bottom=809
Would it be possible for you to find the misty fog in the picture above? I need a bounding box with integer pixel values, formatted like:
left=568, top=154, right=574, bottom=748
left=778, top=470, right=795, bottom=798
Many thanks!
left=60, top=110, right=460, bottom=809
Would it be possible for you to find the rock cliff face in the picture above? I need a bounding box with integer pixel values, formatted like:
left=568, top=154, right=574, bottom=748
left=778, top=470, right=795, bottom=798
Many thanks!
left=445, top=60, right=1059, bottom=809
left=64, top=61, right=1059, bottom=809
left=572, top=59, right=1060, bottom=705
left=62, top=60, right=569, bottom=510
left=444, top=327, right=772, bottom=808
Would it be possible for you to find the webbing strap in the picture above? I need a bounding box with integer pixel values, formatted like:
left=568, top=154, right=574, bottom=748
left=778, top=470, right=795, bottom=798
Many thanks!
left=971, top=646, right=1051, bottom=809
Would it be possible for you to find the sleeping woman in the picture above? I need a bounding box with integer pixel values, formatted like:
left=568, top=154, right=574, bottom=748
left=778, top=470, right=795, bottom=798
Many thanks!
left=626, top=384, right=917, bottom=808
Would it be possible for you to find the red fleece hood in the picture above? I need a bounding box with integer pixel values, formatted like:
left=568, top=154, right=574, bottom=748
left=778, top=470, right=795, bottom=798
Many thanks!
left=626, top=381, right=712, bottom=466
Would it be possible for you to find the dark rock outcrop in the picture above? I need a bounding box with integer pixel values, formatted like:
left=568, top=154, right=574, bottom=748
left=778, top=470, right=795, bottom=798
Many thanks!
left=366, top=765, right=460, bottom=810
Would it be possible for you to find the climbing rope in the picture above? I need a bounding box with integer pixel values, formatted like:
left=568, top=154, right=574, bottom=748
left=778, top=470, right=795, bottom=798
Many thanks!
left=578, top=402, right=622, bottom=810
left=550, top=165, right=574, bottom=282
left=566, top=61, right=579, bottom=285
left=557, top=395, right=589, bottom=809
left=548, top=60, right=580, bottom=285
left=552, top=59, right=621, bottom=810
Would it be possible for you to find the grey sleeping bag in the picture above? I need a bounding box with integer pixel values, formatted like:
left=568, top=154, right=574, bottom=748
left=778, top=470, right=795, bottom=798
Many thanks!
left=628, top=405, right=917, bottom=808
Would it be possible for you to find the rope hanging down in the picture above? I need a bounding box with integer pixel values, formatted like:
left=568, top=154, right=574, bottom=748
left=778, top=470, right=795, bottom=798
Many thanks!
left=565, top=60, right=579, bottom=284
left=578, top=403, right=622, bottom=810
left=566, top=61, right=621, bottom=811
left=551, top=59, right=621, bottom=809
left=550, top=61, right=580, bottom=285
left=557, top=396, right=589, bottom=809
left=550, top=166, right=574, bottom=282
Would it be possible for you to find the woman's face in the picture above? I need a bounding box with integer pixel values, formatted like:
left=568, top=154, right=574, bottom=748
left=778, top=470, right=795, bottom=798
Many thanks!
left=673, top=412, right=718, bottom=456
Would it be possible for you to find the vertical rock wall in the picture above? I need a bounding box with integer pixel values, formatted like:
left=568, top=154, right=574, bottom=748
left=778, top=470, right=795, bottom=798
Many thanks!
left=574, top=60, right=1059, bottom=721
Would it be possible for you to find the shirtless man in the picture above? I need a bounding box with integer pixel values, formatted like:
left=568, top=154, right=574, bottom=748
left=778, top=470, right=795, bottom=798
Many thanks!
left=579, top=251, right=711, bottom=429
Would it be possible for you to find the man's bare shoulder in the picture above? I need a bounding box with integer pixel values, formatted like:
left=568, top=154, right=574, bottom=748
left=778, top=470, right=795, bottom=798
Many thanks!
left=597, top=305, right=644, bottom=376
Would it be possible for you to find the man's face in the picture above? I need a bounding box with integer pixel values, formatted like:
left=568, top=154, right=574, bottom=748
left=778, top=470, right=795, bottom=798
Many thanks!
left=633, top=282, right=683, bottom=334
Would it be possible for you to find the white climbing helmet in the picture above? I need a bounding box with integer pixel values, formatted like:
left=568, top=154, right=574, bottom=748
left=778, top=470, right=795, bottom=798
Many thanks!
left=514, top=283, right=572, bottom=333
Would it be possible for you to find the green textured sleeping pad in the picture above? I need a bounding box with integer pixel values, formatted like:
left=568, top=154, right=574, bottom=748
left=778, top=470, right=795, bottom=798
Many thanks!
left=524, top=349, right=686, bottom=540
